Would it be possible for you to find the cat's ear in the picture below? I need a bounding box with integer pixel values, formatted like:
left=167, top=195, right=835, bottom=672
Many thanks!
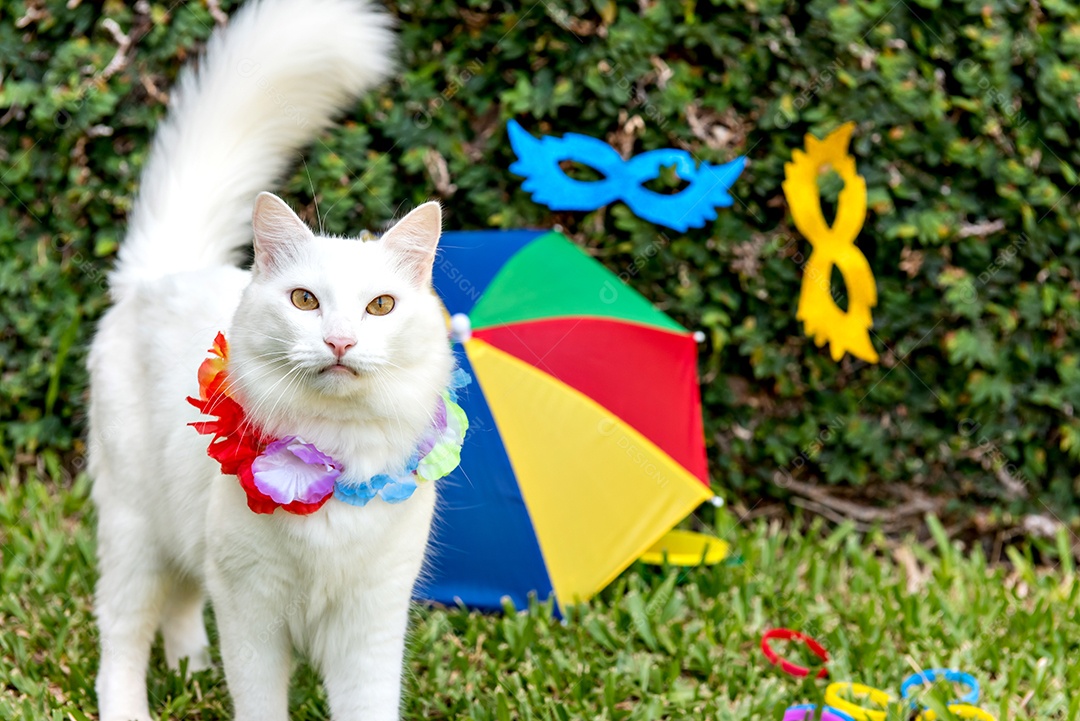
left=252, top=192, right=315, bottom=274
left=380, top=202, right=442, bottom=287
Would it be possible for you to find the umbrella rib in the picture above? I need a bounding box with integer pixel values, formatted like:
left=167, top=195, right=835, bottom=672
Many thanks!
left=504, top=317, right=584, bottom=371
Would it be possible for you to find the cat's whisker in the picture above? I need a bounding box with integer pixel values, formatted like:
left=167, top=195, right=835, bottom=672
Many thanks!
left=213, top=356, right=289, bottom=404
left=223, top=357, right=299, bottom=421
left=228, top=326, right=296, bottom=346
left=203, top=358, right=287, bottom=417
left=302, top=156, right=325, bottom=236
left=257, top=365, right=310, bottom=430
left=237, top=364, right=308, bottom=437
left=374, top=359, right=447, bottom=410
left=369, top=364, right=439, bottom=432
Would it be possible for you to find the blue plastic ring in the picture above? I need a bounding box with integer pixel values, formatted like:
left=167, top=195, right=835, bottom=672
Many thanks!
left=900, top=669, right=980, bottom=707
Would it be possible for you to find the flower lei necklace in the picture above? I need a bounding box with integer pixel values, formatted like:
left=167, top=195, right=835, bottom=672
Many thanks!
left=187, top=332, right=469, bottom=515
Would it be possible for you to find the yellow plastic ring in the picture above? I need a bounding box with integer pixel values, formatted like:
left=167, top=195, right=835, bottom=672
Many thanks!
left=918, top=705, right=997, bottom=721
left=638, top=529, right=730, bottom=566
left=824, top=682, right=892, bottom=721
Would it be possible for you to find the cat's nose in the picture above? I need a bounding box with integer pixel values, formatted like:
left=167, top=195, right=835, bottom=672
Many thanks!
left=324, top=335, right=356, bottom=359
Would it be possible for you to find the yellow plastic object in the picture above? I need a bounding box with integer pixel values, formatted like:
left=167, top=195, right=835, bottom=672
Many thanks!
left=825, top=682, right=892, bottom=721
left=918, top=706, right=996, bottom=721
left=639, top=530, right=729, bottom=566
left=782, top=122, right=879, bottom=363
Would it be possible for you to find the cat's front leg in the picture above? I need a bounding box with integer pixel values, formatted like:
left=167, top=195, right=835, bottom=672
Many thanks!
left=207, top=559, right=293, bottom=721
left=317, top=575, right=415, bottom=721
left=315, top=478, right=436, bottom=720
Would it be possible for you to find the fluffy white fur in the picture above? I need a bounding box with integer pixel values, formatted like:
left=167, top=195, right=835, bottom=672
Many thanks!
left=88, top=2, right=451, bottom=720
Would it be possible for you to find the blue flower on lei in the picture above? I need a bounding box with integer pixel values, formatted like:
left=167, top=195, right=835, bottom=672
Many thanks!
left=334, top=370, right=471, bottom=507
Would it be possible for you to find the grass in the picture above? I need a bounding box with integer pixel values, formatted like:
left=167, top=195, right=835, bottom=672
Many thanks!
left=1, top=465, right=1077, bottom=720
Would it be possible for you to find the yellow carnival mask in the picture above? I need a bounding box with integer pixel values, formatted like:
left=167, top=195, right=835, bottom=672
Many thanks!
left=782, top=122, right=879, bottom=364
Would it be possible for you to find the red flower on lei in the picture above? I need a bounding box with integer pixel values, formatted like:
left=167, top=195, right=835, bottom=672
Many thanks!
left=187, top=332, right=331, bottom=515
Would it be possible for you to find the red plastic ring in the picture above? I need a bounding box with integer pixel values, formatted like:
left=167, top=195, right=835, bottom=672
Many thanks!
left=761, top=628, right=829, bottom=679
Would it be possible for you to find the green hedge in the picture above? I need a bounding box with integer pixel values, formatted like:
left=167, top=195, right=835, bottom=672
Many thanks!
left=3, top=0, right=1078, bottom=517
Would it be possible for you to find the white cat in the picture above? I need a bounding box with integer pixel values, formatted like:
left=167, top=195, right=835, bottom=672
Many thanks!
left=87, top=1, right=452, bottom=719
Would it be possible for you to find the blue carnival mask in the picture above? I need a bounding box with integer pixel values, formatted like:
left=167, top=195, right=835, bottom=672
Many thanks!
left=507, top=120, right=745, bottom=232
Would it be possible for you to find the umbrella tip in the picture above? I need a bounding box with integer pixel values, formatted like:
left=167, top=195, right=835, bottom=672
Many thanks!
left=693, top=330, right=706, bottom=344
left=708, top=496, right=724, bottom=507
left=450, top=313, right=472, bottom=343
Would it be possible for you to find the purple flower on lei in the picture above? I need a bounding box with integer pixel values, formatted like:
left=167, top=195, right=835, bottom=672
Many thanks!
left=251, top=436, right=341, bottom=506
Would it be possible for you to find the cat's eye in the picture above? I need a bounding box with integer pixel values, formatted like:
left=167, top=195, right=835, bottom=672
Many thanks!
left=366, top=295, right=395, bottom=316
left=291, top=288, right=319, bottom=310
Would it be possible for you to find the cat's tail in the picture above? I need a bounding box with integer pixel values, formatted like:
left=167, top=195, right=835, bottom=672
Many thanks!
left=112, top=0, right=394, bottom=292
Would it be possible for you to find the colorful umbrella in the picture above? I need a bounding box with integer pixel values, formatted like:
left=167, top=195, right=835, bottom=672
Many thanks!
left=415, top=229, right=713, bottom=612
